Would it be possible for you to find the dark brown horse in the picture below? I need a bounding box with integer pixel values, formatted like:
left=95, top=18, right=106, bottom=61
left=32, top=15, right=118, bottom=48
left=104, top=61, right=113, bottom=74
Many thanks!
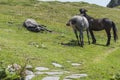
left=79, top=8, right=118, bottom=46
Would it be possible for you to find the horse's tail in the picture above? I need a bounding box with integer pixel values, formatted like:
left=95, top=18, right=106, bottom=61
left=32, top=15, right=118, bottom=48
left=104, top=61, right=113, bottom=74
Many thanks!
left=112, top=21, right=118, bottom=42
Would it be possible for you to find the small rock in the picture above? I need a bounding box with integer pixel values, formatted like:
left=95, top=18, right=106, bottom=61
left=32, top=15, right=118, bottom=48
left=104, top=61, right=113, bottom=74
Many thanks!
left=71, top=63, right=81, bottom=66
left=35, top=71, right=45, bottom=75
left=42, top=76, right=60, bottom=80
left=25, top=75, right=35, bottom=80
left=25, top=70, right=34, bottom=75
left=52, top=62, right=62, bottom=68
left=63, top=79, right=72, bottom=80
left=26, top=65, right=33, bottom=70
left=65, top=74, right=87, bottom=79
left=45, top=71, right=64, bottom=75
left=35, top=67, right=49, bottom=71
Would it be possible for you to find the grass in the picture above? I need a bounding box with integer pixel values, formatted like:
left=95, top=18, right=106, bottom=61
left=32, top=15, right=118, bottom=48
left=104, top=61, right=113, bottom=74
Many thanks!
left=0, top=0, right=120, bottom=80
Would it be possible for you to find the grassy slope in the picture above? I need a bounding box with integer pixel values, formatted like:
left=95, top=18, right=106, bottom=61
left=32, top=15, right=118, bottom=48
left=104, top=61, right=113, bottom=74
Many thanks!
left=0, top=0, right=120, bottom=80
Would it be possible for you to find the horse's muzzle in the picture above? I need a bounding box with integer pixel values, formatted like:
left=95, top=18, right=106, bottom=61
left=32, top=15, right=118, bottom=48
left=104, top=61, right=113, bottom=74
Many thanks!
left=66, top=23, right=70, bottom=26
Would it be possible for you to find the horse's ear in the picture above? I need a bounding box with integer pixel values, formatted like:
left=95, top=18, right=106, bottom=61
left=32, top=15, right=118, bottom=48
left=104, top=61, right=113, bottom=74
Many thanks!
left=79, top=8, right=88, bottom=13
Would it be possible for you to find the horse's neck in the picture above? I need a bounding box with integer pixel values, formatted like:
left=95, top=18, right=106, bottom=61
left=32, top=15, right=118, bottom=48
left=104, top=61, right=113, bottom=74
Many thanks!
left=85, top=14, right=94, bottom=20
left=81, top=13, right=94, bottom=22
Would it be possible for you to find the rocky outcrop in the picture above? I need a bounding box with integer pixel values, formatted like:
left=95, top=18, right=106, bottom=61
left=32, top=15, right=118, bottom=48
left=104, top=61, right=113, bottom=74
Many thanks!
left=107, top=0, right=120, bottom=8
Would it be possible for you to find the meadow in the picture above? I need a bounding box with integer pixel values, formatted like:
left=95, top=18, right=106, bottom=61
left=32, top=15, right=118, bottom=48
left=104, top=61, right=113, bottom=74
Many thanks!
left=0, top=0, right=120, bottom=80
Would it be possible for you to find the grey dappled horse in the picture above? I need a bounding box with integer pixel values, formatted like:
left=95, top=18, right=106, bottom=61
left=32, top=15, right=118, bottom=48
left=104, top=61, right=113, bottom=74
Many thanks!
left=23, top=19, right=52, bottom=32
left=80, top=8, right=118, bottom=46
left=66, top=15, right=90, bottom=47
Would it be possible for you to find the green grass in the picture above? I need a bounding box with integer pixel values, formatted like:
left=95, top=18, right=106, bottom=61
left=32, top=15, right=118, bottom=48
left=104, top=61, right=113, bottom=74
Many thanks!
left=0, top=0, right=120, bottom=80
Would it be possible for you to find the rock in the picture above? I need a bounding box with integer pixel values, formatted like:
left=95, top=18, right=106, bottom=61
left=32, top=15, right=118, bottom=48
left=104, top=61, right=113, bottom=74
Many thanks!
left=45, top=71, right=64, bottom=75
left=52, top=62, right=62, bottom=68
left=42, top=76, right=60, bottom=80
left=25, top=75, right=35, bottom=80
left=107, top=0, right=120, bottom=8
left=26, top=65, right=33, bottom=71
left=35, top=67, right=49, bottom=71
left=64, top=74, right=88, bottom=79
left=25, top=70, right=34, bottom=75
left=71, top=63, right=81, bottom=66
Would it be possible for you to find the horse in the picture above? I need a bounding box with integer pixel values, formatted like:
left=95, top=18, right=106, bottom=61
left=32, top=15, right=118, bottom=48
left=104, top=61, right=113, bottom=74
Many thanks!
left=79, top=8, right=118, bottom=46
left=66, top=15, right=90, bottom=47
left=23, top=19, right=52, bottom=32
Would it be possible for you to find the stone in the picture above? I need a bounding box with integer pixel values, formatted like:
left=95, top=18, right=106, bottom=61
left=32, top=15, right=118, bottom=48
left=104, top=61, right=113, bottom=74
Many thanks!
left=52, top=62, right=62, bottom=68
left=42, top=76, right=60, bottom=80
left=25, top=70, right=34, bottom=75
left=35, top=67, right=49, bottom=71
left=45, top=71, right=64, bottom=75
left=65, top=74, right=87, bottom=79
left=71, top=63, right=81, bottom=66
left=25, top=75, right=35, bottom=80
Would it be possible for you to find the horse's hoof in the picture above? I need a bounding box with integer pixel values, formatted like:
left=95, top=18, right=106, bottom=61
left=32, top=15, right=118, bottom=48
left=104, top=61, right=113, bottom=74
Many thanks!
left=81, top=45, right=83, bottom=47
left=78, top=43, right=81, bottom=46
left=88, top=41, right=90, bottom=45
left=92, top=41, right=96, bottom=44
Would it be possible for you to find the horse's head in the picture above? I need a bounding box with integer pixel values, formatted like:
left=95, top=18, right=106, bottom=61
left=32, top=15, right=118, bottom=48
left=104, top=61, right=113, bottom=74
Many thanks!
left=66, top=20, right=71, bottom=26
left=79, top=8, right=88, bottom=14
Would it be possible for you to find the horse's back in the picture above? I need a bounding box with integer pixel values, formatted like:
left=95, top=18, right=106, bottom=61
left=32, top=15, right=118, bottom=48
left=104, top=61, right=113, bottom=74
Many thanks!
left=72, top=15, right=89, bottom=28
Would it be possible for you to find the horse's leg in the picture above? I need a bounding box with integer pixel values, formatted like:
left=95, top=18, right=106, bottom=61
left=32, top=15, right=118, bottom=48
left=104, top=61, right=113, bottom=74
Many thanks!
left=89, top=29, right=96, bottom=44
left=86, top=29, right=90, bottom=44
left=74, top=30, right=80, bottom=45
left=79, top=29, right=84, bottom=47
left=105, top=29, right=111, bottom=46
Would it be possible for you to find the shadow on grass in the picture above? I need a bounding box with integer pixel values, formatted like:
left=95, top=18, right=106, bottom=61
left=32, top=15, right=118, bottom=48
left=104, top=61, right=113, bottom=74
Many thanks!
left=61, top=40, right=107, bottom=47
left=93, top=43, right=106, bottom=47
left=61, top=40, right=79, bottom=47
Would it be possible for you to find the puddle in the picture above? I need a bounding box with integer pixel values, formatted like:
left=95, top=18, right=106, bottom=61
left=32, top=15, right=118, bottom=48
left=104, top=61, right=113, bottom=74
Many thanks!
left=35, top=67, right=49, bottom=71
left=71, top=63, right=81, bottom=66
left=65, top=74, right=87, bottom=79
left=52, top=62, right=62, bottom=68
left=42, top=76, right=60, bottom=80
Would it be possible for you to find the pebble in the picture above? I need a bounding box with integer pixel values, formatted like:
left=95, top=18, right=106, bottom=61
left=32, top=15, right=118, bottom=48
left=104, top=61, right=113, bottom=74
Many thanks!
left=35, top=67, right=49, bottom=71
left=52, top=62, right=62, bottom=68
